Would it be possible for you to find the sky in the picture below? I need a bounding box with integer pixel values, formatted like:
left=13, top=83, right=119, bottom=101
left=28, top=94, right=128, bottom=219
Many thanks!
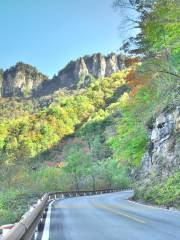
left=0, top=0, right=138, bottom=77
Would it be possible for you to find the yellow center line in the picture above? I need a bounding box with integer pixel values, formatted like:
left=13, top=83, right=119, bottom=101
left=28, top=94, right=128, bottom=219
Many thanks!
left=54, top=204, right=93, bottom=209
left=91, top=199, right=146, bottom=224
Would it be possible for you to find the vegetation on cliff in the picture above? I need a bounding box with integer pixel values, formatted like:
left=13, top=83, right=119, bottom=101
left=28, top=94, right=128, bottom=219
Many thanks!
left=113, top=0, right=180, bottom=205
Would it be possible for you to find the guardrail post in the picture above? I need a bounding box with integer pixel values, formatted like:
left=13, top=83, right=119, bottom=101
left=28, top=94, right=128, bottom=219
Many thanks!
left=33, top=226, right=39, bottom=240
left=38, top=218, right=43, bottom=232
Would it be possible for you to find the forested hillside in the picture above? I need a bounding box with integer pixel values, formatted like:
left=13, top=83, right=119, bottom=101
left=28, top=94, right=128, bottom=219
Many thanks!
left=0, top=0, right=179, bottom=225
left=113, top=0, right=180, bottom=207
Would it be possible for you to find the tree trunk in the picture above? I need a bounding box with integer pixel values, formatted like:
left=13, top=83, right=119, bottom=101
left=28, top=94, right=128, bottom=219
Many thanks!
left=92, top=175, right=96, bottom=191
left=74, top=172, right=80, bottom=192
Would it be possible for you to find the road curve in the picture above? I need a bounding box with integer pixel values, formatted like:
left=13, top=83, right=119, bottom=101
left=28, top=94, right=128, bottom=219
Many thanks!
left=41, top=191, right=180, bottom=240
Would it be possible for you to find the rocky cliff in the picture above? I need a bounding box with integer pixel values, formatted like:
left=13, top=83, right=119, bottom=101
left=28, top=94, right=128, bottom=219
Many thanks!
left=140, top=106, right=180, bottom=181
left=0, top=53, right=125, bottom=98
left=33, top=53, right=125, bottom=96
left=1, top=62, right=48, bottom=97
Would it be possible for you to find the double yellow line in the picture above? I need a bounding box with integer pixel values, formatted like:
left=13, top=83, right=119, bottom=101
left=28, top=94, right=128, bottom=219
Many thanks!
left=91, top=199, right=146, bottom=224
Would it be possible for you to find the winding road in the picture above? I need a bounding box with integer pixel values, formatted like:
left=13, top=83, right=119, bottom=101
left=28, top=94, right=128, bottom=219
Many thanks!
left=41, top=191, right=180, bottom=240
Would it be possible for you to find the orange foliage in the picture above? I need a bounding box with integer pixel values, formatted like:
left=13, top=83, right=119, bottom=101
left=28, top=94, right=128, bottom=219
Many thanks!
left=124, top=57, right=139, bottom=67
left=125, top=68, right=152, bottom=96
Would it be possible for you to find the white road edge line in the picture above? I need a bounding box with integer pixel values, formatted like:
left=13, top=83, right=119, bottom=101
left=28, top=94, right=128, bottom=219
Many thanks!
left=128, top=199, right=180, bottom=213
left=41, top=200, right=56, bottom=240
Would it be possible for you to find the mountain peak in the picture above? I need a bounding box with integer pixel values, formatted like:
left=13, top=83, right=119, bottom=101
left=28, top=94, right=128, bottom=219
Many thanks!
left=0, top=53, right=127, bottom=98
left=1, top=62, right=48, bottom=97
left=34, top=53, right=126, bottom=97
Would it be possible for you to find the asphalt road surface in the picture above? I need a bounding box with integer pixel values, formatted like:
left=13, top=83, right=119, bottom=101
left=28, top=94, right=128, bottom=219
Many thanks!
left=41, top=191, right=180, bottom=240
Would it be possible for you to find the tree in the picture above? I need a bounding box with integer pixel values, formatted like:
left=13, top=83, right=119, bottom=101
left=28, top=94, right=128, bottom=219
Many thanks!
left=113, top=0, right=156, bottom=10
left=99, top=158, right=130, bottom=188
left=0, top=151, right=26, bottom=189
left=62, top=144, right=91, bottom=191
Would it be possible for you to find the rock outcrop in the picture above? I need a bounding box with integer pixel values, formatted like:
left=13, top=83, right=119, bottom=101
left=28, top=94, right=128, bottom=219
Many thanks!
left=0, top=53, right=126, bottom=98
left=140, top=106, right=180, bottom=181
left=34, top=53, right=125, bottom=97
left=1, top=62, right=48, bottom=97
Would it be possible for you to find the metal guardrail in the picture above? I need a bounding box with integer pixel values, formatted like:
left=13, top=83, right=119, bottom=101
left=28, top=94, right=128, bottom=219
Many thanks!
left=2, top=188, right=131, bottom=240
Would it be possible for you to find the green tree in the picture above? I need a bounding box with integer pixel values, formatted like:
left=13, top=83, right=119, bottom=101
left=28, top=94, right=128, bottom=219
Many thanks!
left=100, top=158, right=130, bottom=188
left=62, top=144, right=91, bottom=191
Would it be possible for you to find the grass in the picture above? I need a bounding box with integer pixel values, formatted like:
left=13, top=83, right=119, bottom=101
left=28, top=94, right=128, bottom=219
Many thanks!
left=134, top=170, right=180, bottom=209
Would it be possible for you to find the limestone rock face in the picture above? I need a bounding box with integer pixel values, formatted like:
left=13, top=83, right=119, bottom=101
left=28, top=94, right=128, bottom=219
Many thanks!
left=35, top=53, right=125, bottom=96
left=2, top=63, right=47, bottom=97
left=140, top=107, right=180, bottom=180
left=1, top=53, right=126, bottom=98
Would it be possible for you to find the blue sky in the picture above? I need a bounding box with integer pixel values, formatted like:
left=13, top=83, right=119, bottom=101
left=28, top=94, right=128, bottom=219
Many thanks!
left=0, top=0, right=138, bottom=77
